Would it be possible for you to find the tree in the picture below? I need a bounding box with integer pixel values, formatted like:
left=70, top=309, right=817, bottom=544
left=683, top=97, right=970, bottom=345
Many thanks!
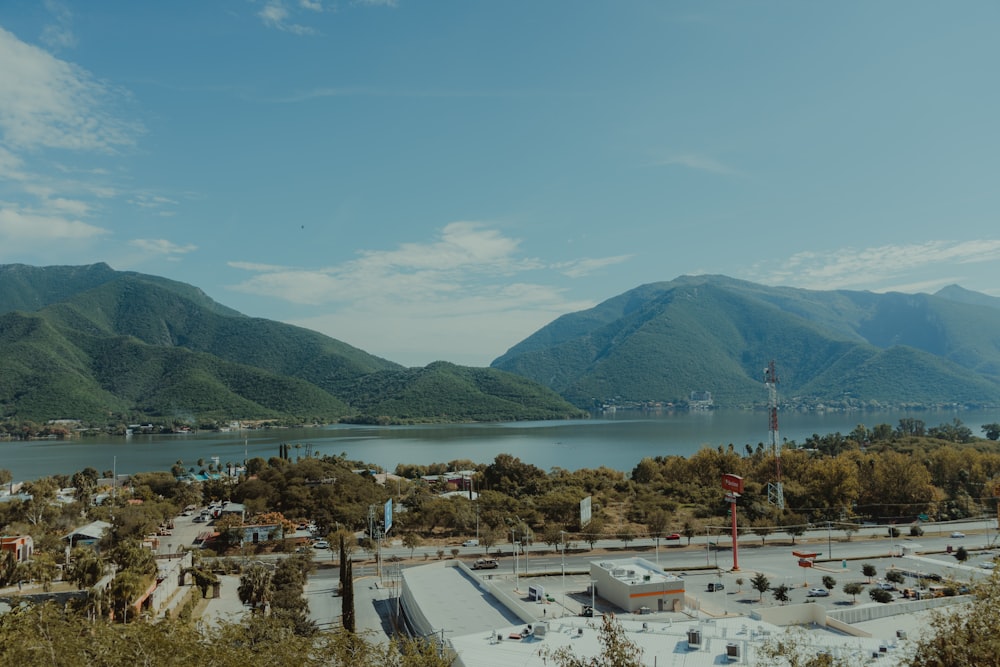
left=109, top=569, right=144, bottom=623
left=682, top=520, right=697, bottom=546
left=541, top=614, right=643, bottom=667
left=645, top=509, right=668, bottom=553
left=843, top=581, right=865, bottom=603
left=340, top=533, right=356, bottom=633
left=982, top=423, right=1000, bottom=441
left=955, top=546, right=969, bottom=562
left=861, top=563, right=876, bottom=582
left=66, top=547, right=105, bottom=590
left=750, top=518, right=773, bottom=546
left=402, top=532, right=422, bottom=560
left=583, top=516, right=606, bottom=551
left=886, top=570, right=905, bottom=586
left=751, top=572, right=770, bottom=601
left=772, top=583, right=790, bottom=605
left=869, top=587, right=893, bottom=603
left=618, top=527, right=635, bottom=550
left=238, top=563, right=273, bottom=615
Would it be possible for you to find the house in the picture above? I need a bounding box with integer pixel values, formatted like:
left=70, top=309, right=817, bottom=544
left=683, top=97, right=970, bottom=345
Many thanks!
left=0, top=535, right=33, bottom=562
left=63, top=520, right=112, bottom=549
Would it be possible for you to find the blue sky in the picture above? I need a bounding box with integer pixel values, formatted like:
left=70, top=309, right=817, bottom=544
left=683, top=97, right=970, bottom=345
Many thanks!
left=1, top=2, right=999, bottom=367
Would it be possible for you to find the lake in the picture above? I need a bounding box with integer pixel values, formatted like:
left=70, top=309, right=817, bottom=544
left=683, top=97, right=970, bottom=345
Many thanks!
left=3, top=408, right=999, bottom=482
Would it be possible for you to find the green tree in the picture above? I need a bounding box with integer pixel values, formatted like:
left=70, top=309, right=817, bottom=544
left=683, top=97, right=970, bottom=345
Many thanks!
left=645, top=509, right=669, bottom=553
left=870, top=587, right=893, bottom=603
left=583, top=516, right=606, bottom=551
left=861, top=563, right=876, bottom=582
left=843, top=581, right=865, bottom=603
left=751, top=572, right=770, bottom=601
left=955, top=546, right=969, bottom=562
left=886, top=570, right=905, bottom=586
left=822, top=575, right=836, bottom=592
left=772, top=583, right=790, bottom=605
left=982, top=423, right=1000, bottom=441
left=402, top=532, right=422, bottom=560
left=238, top=563, right=273, bottom=615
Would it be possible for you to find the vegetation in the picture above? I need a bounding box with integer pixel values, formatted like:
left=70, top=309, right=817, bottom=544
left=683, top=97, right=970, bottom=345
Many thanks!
left=0, top=263, right=583, bottom=424
left=491, top=274, right=1000, bottom=408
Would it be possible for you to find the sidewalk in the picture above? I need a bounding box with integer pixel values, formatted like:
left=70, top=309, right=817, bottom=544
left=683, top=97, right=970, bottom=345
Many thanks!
left=198, top=575, right=249, bottom=628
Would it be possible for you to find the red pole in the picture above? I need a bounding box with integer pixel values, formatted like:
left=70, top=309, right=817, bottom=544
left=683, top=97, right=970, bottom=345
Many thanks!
left=731, top=499, right=739, bottom=571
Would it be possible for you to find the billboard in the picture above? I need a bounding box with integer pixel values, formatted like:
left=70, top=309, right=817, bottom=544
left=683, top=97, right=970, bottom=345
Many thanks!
left=580, top=495, right=592, bottom=528
left=384, top=498, right=393, bottom=535
left=721, top=473, right=744, bottom=494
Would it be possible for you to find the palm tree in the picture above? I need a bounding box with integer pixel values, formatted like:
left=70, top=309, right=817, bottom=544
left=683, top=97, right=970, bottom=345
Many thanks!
left=238, top=563, right=273, bottom=614
left=110, top=570, right=144, bottom=623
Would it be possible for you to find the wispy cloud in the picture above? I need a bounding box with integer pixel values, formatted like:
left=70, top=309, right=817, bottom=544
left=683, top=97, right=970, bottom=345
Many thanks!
left=129, top=238, right=198, bottom=259
left=752, top=240, right=1000, bottom=291
left=0, top=27, right=142, bottom=152
left=40, top=0, right=77, bottom=50
left=227, top=222, right=615, bottom=365
left=555, top=255, right=632, bottom=278
left=257, top=0, right=320, bottom=35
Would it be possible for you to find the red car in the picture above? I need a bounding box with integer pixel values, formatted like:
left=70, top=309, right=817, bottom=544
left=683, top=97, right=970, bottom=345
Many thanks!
left=665, top=533, right=681, bottom=540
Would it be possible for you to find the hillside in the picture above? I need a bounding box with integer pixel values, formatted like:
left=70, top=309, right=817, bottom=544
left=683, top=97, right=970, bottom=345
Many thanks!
left=0, top=264, right=584, bottom=424
left=491, top=275, right=1000, bottom=408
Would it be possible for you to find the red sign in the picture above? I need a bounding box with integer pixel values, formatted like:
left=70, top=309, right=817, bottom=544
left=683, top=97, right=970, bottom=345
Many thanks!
left=721, top=474, right=744, bottom=494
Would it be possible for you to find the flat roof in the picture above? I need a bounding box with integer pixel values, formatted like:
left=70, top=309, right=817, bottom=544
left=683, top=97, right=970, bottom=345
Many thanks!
left=401, top=561, right=522, bottom=638
left=592, top=557, right=682, bottom=585
left=450, top=613, right=915, bottom=667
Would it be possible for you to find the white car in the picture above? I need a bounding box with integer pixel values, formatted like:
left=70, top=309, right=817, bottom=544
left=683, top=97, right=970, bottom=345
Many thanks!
left=313, top=540, right=330, bottom=549
left=806, top=588, right=829, bottom=597
left=951, top=531, right=966, bottom=538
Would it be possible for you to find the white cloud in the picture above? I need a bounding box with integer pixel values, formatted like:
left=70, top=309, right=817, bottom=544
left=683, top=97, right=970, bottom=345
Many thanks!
left=41, top=0, right=77, bottom=50
left=555, top=255, right=633, bottom=278
left=0, top=205, right=108, bottom=244
left=258, top=1, right=317, bottom=34
left=0, top=27, right=141, bottom=152
left=753, top=240, right=1000, bottom=291
left=129, top=238, right=198, bottom=258
left=227, top=222, right=623, bottom=365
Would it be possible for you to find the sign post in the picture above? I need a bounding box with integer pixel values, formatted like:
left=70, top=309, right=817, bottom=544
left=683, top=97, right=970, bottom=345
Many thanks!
left=722, top=474, right=744, bottom=571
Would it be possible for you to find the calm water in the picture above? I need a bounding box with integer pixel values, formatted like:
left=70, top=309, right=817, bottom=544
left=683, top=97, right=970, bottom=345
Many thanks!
left=3, top=408, right=999, bottom=482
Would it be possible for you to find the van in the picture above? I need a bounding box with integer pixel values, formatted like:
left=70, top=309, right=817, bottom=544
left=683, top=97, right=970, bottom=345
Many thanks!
left=463, top=539, right=480, bottom=547
left=707, top=582, right=725, bottom=592
left=473, top=558, right=499, bottom=570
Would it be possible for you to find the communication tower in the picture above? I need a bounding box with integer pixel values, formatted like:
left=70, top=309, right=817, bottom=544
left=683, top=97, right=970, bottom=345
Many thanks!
left=765, top=360, right=784, bottom=509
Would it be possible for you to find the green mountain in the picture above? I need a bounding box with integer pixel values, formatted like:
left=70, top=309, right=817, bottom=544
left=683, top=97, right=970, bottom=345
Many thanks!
left=0, top=263, right=584, bottom=424
left=491, top=275, right=1000, bottom=408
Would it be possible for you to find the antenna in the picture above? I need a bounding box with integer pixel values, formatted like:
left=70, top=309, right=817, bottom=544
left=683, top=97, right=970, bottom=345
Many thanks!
left=765, top=360, right=784, bottom=510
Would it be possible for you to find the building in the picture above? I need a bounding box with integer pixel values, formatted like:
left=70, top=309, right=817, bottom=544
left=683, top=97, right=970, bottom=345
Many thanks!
left=0, top=535, right=33, bottom=562
left=590, top=557, right=685, bottom=613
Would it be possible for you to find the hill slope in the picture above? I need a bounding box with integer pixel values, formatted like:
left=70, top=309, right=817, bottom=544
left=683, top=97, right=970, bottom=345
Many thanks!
left=0, top=264, right=583, bottom=424
left=491, top=275, right=1000, bottom=408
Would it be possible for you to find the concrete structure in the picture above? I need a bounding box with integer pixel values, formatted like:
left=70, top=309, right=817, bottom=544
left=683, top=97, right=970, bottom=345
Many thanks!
left=590, top=557, right=685, bottom=613
left=0, top=535, right=33, bottom=562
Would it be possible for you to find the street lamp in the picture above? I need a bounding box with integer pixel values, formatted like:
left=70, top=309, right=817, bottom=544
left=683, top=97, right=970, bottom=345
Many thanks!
left=560, top=530, right=566, bottom=613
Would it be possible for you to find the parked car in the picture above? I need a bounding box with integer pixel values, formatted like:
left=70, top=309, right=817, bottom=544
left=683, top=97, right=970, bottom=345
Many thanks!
left=951, top=531, right=966, bottom=538
left=313, top=540, right=330, bottom=549
left=876, top=581, right=895, bottom=590
left=807, top=588, right=830, bottom=597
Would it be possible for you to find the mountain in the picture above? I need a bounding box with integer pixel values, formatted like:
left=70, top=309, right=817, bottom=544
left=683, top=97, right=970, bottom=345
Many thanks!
left=491, top=275, right=1000, bottom=408
left=0, top=263, right=584, bottom=424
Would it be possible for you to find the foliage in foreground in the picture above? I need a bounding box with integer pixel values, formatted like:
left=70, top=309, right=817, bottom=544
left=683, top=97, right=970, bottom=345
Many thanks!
left=540, top=614, right=643, bottom=667
left=0, top=602, right=451, bottom=667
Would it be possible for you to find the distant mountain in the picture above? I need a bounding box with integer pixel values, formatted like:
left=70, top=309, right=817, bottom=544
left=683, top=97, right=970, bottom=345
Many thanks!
left=935, top=284, right=1000, bottom=310
left=0, top=263, right=584, bottom=424
left=491, top=275, right=1000, bottom=408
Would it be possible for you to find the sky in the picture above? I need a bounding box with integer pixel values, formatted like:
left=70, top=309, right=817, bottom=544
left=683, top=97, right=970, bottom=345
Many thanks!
left=1, top=2, right=999, bottom=368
